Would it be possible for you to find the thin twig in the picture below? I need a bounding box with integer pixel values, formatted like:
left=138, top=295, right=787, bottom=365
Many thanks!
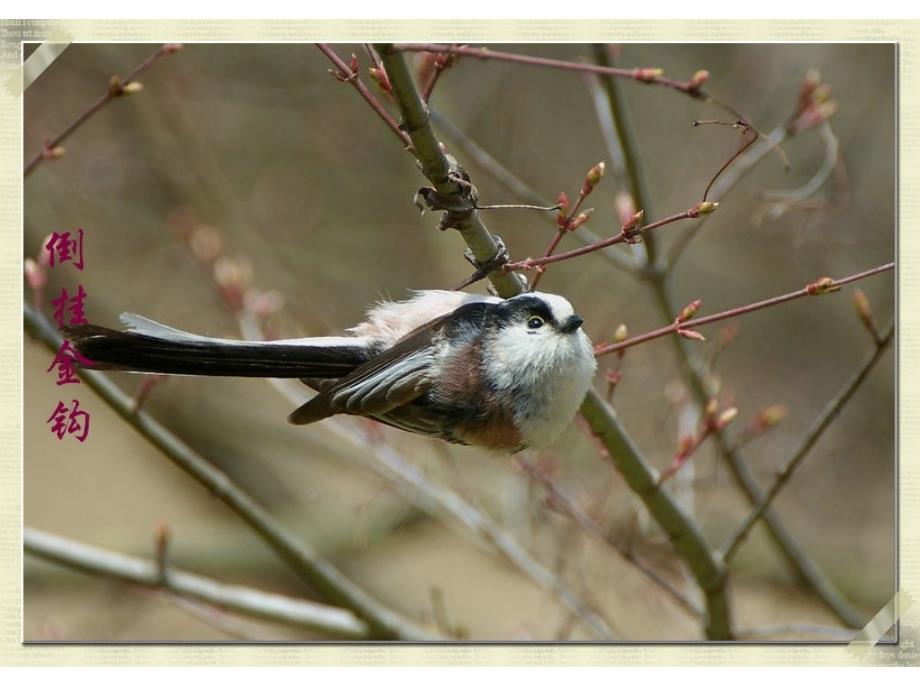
left=24, top=44, right=181, bottom=177
left=430, top=110, right=638, bottom=276
left=315, top=44, right=414, bottom=152
left=594, top=263, right=894, bottom=357
left=24, top=527, right=371, bottom=640
left=666, top=124, right=789, bottom=268
left=397, top=43, right=785, bottom=170
left=517, top=458, right=705, bottom=620
left=23, top=303, right=431, bottom=641
left=692, top=120, right=759, bottom=202
left=395, top=43, right=709, bottom=97
left=719, top=321, right=894, bottom=562
left=504, top=208, right=701, bottom=274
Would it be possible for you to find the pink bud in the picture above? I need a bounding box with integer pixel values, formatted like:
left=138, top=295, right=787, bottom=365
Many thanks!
left=806, top=277, right=840, bottom=295
left=676, top=299, right=702, bottom=324
left=24, top=258, right=46, bottom=290
left=678, top=328, right=706, bottom=342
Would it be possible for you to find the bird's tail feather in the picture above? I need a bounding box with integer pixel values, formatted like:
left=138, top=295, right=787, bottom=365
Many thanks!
left=65, top=313, right=371, bottom=379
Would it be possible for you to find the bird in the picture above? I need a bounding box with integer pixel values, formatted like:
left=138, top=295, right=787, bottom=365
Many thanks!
left=66, top=290, right=597, bottom=452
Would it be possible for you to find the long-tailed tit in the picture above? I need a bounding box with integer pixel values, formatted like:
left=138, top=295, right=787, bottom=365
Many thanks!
left=67, top=290, right=597, bottom=451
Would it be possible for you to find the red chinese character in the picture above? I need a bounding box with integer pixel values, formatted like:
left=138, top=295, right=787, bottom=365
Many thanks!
left=46, top=399, right=91, bottom=442
left=44, top=228, right=84, bottom=270
left=50, top=285, right=88, bottom=328
left=46, top=340, right=94, bottom=386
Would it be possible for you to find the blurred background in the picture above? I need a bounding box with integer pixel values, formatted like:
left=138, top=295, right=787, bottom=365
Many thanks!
left=24, top=43, right=895, bottom=641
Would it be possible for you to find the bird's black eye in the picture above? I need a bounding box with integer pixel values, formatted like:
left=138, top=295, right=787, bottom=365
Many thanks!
left=527, top=316, right=545, bottom=329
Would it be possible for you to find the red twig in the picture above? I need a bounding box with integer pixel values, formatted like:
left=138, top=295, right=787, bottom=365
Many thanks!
left=315, top=44, right=413, bottom=151
left=505, top=205, right=709, bottom=274
left=24, top=44, right=182, bottom=177
left=530, top=165, right=604, bottom=289
left=594, top=262, right=895, bottom=358
left=421, top=50, right=459, bottom=103
left=394, top=43, right=703, bottom=97
left=692, top=119, right=759, bottom=201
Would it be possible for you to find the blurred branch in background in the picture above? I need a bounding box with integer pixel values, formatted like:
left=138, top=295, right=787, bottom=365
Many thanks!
left=719, top=320, right=895, bottom=562
left=24, top=528, right=372, bottom=640
left=588, top=47, right=871, bottom=630
left=23, top=302, right=432, bottom=641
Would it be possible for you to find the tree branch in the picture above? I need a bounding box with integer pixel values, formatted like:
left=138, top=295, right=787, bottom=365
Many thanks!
left=395, top=43, right=710, bottom=97
left=590, top=44, right=658, bottom=262
left=719, top=321, right=894, bottom=562
left=375, top=44, right=528, bottom=297
left=644, top=278, right=869, bottom=629
left=315, top=44, right=414, bottom=151
left=23, top=303, right=432, bottom=641
left=430, top=109, right=639, bottom=276
left=374, top=42, right=733, bottom=640
left=24, top=527, right=371, bottom=640
left=578, top=392, right=732, bottom=639
left=24, top=44, right=182, bottom=177
left=594, top=264, right=895, bottom=357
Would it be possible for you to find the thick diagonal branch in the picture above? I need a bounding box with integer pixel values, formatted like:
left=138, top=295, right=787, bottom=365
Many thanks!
left=374, top=42, right=733, bottom=640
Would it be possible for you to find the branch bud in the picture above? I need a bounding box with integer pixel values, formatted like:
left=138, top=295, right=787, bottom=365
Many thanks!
left=622, top=208, right=645, bottom=233
left=812, top=83, right=832, bottom=105
left=24, top=258, right=47, bottom=291
left=818, top=100, right=838, bottom=121
left=107, top=75, right=125, bottom=96
left=567, top=210, right=592, bottom=232
left=349, top=53, right=359, bottom=75
left=716, top=407, right=738, bottom=430
left=806, top=276, right=840, bottom=295
left=690, top=69, right=710, bottom=88
left=581, top=161, right=605, bottom=196
left=42, top=145, right=66, bottom=160
left=705, top=398, right=719, bottom=418
left=614, top=191, right=637, bottom=225
left=614, top=323, right=628, bottom=342
left=368, top=66, right=392, bottom=95
left=676, top=298, right=701, bottom=324
left=121, top=81, right=143, bottom=95
left=853, top=288, right=879, bottom=338
left=758, top=404, right=788, bottom=430
left=555, top=191, right=570, bottom=229
left=689, top=201, right=719, bottom=217
left=678, top=328, right=706, bottom=342
left=634, top=67, right=663, bottom=82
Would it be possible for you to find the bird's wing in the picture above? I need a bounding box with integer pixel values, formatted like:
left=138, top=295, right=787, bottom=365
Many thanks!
left=287, top=301, right=491, bottom=426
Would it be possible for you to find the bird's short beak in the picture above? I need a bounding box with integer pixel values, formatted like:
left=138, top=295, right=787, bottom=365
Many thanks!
left=561, top=314, right=584, bottom=334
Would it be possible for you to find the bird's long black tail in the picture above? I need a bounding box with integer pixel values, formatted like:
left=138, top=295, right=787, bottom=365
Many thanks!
left=65, top=313, right=371, bottom=379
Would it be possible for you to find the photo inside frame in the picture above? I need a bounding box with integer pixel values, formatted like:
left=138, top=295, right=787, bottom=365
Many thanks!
left=22, top=42, right=896, bottom=644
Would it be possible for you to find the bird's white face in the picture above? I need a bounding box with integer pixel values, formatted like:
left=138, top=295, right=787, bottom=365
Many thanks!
left=484, top=292, right=597, bottom=448
left=492, top=291, right=588, bottom=354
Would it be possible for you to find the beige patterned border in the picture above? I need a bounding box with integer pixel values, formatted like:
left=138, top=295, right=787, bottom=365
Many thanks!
left=2, top=19, right=917, bottom=666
